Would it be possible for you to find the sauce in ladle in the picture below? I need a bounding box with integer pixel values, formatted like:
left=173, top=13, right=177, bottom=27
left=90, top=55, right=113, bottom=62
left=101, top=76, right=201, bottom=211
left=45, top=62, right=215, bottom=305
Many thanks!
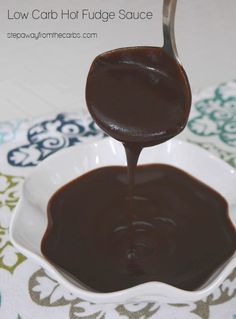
left=86, top=47, right=191, bottom=147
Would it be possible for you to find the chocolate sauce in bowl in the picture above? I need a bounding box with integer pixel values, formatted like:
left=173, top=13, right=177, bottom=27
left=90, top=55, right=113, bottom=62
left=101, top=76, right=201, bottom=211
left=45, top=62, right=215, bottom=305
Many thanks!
left=41, top=47, right=236, bottom=293
left=41, top=164, right=236, bottom=292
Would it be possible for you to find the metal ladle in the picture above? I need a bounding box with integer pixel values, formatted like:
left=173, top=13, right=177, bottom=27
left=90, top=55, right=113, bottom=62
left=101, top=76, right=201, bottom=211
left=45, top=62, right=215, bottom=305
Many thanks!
left=163, top=0, right=180, bottom=62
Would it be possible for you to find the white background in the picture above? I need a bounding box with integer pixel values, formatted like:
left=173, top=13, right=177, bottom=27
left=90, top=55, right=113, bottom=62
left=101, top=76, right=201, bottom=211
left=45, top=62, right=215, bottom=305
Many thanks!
left=0, top=0, right=236, bottom=121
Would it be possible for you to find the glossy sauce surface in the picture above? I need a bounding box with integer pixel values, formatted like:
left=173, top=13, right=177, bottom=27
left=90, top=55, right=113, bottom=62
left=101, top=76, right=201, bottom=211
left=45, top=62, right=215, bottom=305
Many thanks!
left=86, top=47, right=191, bottom=146
left=41, top=164, right=236, bottom=293
left=42, top=46, right=236, bottom=292
left=86, top=46, right=192, bottom=253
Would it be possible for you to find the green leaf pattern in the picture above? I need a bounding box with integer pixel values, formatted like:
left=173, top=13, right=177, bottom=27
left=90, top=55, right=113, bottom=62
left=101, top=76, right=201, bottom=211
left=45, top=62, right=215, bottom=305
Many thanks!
left=28, top=267, right=236, bottom=319
left=188, top=81, right=236, bottom=146
left=0, top=172, right=26, bottom=273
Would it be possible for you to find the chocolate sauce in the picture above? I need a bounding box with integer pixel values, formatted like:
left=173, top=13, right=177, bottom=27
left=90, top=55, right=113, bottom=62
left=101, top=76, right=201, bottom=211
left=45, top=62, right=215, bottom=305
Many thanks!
left=86, top=47, right=191, bottom=147
left=41, top=46, right=236, bottom=292
left=86, top=47, right=191, bottom=255
left=86, top=46, right=191, bottom=241
left=41, top=164, right=236, bottom=292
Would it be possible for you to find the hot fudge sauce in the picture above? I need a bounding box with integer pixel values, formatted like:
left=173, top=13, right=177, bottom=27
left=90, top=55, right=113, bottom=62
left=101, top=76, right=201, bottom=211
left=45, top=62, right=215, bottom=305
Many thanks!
left=86, top=46, right=192, bottom=240
left=86, top=47, right=191, bottom=146
left=41, top=164, right=236, bottom=292
left=41, top=47, right=236, bottom=292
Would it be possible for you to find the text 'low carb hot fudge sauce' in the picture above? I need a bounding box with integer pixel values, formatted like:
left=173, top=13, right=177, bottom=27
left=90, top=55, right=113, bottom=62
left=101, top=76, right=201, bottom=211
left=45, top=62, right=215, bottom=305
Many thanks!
left=41, top=47, right=236, bottom=292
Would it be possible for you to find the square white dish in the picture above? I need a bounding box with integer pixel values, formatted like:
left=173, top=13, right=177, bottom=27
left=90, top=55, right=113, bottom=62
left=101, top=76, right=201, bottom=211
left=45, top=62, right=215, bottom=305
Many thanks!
left=10, top=137, right=236, bottom=304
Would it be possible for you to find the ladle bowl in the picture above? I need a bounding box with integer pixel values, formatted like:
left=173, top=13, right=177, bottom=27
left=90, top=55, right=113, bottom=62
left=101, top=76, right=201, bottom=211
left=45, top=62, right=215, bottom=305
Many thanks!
left=86, top=0, right=191, bottom=147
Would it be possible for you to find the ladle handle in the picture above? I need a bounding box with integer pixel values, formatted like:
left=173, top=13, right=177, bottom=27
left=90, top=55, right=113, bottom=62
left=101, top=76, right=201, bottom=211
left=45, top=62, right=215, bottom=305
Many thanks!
left=163, top=0, right=180, bottom=63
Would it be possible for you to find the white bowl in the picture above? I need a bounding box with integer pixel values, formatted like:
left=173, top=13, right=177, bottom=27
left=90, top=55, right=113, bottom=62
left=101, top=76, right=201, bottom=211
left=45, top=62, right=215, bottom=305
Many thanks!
left=10, top=137, right=236, bottom=304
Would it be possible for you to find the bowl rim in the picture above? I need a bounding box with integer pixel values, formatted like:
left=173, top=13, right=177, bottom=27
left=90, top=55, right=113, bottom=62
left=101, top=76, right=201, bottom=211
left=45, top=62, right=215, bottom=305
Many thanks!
left=9, top=138, right=236, bottom=304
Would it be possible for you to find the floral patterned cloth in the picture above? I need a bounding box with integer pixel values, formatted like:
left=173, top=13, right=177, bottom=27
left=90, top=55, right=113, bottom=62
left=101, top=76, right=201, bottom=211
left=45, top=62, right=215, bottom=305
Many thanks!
left=1, top=81, right=236, bottom=318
